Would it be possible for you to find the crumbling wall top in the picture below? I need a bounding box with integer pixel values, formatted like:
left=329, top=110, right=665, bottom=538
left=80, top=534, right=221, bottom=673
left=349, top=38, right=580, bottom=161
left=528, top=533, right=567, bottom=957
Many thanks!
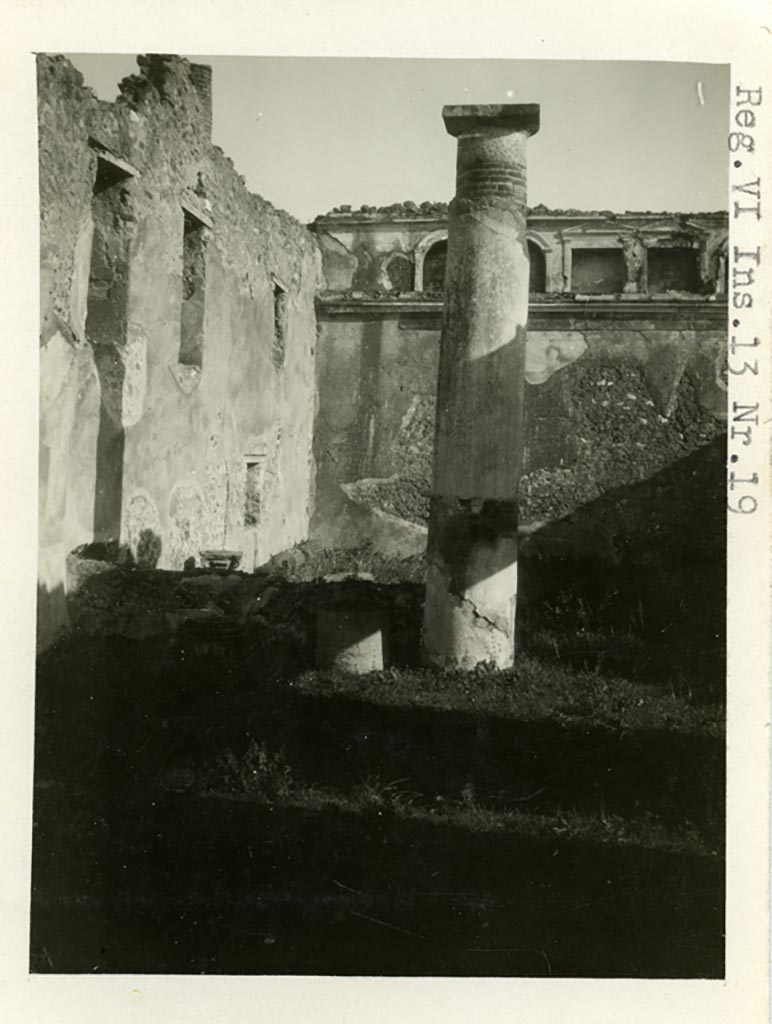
left=313, top=202, right=728, bottom=225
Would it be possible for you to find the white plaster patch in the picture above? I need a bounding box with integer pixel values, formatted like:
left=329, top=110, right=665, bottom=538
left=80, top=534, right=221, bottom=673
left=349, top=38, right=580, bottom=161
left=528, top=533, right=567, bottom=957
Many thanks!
left=167, top=480, right=206, bottom=569
left=121, top=324, right=148, bottom=427
left=204, top=432, right=229, bottom=548
left=39, top=330, right=77, bottom=432
left=38, top=542, right=68, bottom=596
left=39, top=331, right=81, bottom=533
left=525, top=331, right=588, bottom=385
left=70, top=216, right=94, bottom=343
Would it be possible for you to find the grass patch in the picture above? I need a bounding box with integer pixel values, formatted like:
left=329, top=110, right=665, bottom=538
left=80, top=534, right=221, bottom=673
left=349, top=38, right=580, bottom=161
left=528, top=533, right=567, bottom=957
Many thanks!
left=165, top=759, right=715, bottom=859
left=289, top=658, right=723, bottom=736
left=31, top=533, right=725, bottom=976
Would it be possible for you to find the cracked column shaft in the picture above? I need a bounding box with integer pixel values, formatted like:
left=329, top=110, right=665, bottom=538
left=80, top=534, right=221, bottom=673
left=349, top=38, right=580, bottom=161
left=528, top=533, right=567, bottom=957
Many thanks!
left=422, top=104, right=540, bottom=669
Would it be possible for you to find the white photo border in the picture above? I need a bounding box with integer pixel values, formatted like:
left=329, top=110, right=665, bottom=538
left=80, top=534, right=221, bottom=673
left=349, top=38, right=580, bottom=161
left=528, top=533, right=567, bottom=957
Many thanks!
left=1, top=2, right=769, bottom=1022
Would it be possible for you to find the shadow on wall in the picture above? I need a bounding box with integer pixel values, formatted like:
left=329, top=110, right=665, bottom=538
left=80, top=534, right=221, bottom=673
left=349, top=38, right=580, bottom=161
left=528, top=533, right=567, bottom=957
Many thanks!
left=65, top=531, right=164, bottom=601
left=425, top=325, right=527, bottom=608
left=518, top=435, right=726, bottom=697
left=86, top=155, right=143, bottom=548
left=312, top=315, right=428, bottom=556
left=309, top=436, right=725, bottom=694
left=352, top=319, right=384, bottom=480
left=135, top=528, right=162, bottom=569
left=313, top=336, right=726, bottom=552
left=42, top=445, right=726, bottom=704
left=312, top=325, right=528, bottom=564
left=92, top=347, right=126, bottom=544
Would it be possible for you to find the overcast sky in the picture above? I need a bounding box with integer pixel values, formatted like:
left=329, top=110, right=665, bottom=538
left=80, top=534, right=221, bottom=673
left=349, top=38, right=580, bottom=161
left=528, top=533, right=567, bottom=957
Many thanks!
left=65, top=55, right=729, bottom=224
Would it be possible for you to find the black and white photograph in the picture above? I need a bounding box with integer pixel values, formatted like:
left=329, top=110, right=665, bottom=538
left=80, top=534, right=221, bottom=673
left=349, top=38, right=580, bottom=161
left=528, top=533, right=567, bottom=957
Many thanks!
left=1, top=1, right=770, bottom=1020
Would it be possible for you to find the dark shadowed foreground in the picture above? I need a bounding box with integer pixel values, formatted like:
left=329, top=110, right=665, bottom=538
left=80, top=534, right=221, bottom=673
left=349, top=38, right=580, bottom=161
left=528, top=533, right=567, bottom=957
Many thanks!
left=30, top=511, right=725, bottom=976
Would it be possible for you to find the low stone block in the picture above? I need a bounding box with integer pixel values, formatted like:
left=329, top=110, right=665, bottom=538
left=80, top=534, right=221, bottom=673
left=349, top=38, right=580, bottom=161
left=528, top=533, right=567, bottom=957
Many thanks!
left=315, top=606, right=385, bottom=673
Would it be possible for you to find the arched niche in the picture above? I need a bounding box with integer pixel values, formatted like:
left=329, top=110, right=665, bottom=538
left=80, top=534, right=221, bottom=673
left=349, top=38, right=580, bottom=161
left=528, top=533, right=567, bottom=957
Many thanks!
left=422, top=239, right=448, bottom=295
left=414, top=230, right=448, bottom=292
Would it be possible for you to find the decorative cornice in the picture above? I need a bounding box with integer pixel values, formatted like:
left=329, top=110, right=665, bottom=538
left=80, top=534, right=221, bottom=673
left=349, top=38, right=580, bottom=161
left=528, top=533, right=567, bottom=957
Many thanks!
left=316, top=293, right=728, bottom=328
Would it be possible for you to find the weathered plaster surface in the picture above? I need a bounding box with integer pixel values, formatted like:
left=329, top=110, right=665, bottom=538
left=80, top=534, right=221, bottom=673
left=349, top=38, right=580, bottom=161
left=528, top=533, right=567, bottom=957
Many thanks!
left=312, top=311, right=727, bottom=554
left=310, top=203, right=728, bottom=575
left=37, top=54, right=322, bottom=650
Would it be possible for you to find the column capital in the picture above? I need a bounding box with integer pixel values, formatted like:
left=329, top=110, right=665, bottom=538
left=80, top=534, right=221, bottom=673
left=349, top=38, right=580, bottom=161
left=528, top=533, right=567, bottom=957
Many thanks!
left=443, top=104, right=540, bottom=138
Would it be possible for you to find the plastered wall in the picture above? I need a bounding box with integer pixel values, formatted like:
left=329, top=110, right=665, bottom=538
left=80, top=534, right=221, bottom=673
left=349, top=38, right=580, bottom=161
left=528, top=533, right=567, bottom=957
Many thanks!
left=37, top=54, right=322, bottom=650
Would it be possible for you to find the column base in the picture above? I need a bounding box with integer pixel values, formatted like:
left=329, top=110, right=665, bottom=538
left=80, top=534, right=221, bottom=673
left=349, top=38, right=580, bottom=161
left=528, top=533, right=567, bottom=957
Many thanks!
left=422, top=496, right=518, bottom=669
left=422, top=563, right=516, bottom=669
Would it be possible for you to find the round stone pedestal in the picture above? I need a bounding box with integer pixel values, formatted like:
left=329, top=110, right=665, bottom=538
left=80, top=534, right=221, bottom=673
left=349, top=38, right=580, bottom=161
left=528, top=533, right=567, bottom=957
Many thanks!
left=315, top=606, right=385, bottom=673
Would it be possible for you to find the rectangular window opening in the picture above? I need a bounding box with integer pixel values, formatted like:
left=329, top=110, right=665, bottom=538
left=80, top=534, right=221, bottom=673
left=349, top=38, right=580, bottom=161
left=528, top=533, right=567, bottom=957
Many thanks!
left=570, top=247, right=627, bottom=294
left=244, top=455, right=266, bottom=528
left=86, top=153, right=135, bottom=544
left=647, top=247, right=701, bottom=293
left=179, top=210, right=207, bottom=369
left=272, top=279, right=288, bottom=369
left=86, top=156, right=133, bottom=347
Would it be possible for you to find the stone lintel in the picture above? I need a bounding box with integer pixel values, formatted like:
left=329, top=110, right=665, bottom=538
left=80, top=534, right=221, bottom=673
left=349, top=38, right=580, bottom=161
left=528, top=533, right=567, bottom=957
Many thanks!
left=443, top=104, right=540, bottom=139
left=88, top=136, right=139, bottom=178
left=181, top=195, right=214, bottom=230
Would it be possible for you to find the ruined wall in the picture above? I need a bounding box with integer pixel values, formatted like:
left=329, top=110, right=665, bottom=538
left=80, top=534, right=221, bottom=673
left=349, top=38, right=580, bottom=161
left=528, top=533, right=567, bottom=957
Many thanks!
left=37, top=55, right=322, bottom=650
left=311, top=202, right=728, bottom=557
left=38, top=57, right=104, bottom=650
left=311, top=303, right=727, bottom=555
left=313, top=205, right=728, bottom=298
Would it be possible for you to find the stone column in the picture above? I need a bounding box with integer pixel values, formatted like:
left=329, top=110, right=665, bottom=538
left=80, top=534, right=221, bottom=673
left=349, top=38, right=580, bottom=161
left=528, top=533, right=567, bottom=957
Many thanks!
left=422, top=104, right=540, bottom=669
